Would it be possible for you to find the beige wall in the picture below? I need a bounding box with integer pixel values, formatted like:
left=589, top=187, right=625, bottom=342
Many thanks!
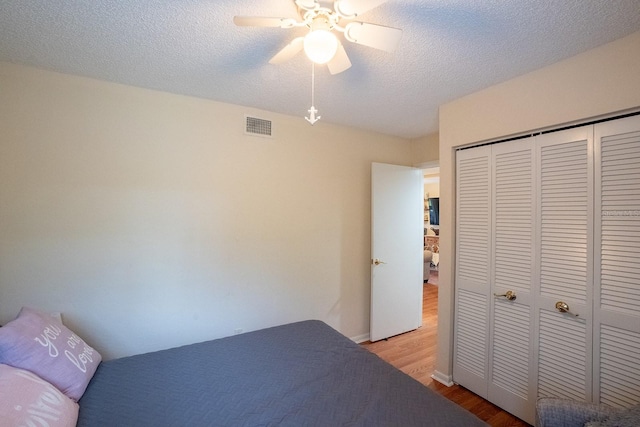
left=411, top=133, right=439, bottom=165
left=435, top=31, right=640, bottom=383
left=0, top=62, right=413, bottom=359
left=424, top=181, right=440, bottom=199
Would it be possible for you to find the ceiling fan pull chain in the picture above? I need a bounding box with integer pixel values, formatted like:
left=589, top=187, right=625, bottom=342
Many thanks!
left=305, top=62, right=321, bottom=125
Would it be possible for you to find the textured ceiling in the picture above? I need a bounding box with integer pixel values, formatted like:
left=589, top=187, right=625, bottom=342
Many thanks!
left=1, top=0, right=639, bottom=139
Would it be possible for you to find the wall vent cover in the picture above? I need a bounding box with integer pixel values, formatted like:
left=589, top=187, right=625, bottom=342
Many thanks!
left=245, top=116, right=273, bottom=138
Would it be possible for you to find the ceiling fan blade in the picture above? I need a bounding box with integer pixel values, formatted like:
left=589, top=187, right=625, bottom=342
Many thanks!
left=269, top=37, right=305, bottom=64
left=344, top=22, right=402, bottom=53
left=327, top=43, right=352, bottom=75
left=233, top=16, right=297, bottom=28
left=334, top=0, right=388, bottom=17
left=294, top=0, right=319, bottom=11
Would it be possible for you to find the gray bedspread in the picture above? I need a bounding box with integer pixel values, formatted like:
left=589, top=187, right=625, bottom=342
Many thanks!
left=78, top=320, right=487, bottom=426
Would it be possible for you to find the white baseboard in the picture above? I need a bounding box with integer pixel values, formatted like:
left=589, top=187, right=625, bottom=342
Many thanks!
left=431, top=370, right=454, bottom=387
left=351, top=333, right=370, bottom=343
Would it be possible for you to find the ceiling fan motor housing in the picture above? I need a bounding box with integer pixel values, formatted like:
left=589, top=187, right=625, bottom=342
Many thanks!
left=304, top=8, right=339, bottom=31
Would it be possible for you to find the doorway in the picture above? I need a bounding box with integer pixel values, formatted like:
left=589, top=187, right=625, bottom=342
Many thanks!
left=422, top=164, right=440, bottom=286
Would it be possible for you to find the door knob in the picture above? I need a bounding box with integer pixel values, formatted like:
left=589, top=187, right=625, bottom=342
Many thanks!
left=493, top=290, right=516, bottom=301
left=555, top=301, right=579, bottom=317
left=372, top=258, right=386, bottom=265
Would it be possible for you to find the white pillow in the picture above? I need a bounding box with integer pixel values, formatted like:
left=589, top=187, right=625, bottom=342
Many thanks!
left=0, top=364, right=79, bottom=427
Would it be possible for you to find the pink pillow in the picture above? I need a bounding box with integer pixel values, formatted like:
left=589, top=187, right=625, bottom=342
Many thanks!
left=0, top=364, right=79, bottom=426
left=0, top=307, right=102, bottom=401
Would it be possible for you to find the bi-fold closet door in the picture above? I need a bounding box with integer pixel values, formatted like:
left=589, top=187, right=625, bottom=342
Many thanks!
left=594, top=117, right=640, bottom=408
left=454, top=114, right=640, bottom=425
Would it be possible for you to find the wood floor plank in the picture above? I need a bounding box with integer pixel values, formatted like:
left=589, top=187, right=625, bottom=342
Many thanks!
left=361, top=275, right=532, bottom=427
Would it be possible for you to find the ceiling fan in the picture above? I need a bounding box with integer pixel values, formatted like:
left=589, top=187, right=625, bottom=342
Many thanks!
left=233, top=0, right=402, bottom=75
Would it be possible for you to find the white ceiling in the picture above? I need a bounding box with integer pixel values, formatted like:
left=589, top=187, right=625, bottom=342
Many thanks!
left=1, top=0, right=639, bottom=139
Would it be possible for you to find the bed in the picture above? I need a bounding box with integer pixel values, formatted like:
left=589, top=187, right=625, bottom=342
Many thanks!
left=77, top=320, right=487, bottom=426
left=0, top=308, right=487, bottom=426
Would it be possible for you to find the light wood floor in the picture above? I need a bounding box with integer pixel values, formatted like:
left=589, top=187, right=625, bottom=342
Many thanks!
left=360, top=272, right=532, bottom=427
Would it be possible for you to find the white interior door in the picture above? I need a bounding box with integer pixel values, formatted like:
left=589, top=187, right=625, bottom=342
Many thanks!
left=536, top=126, right=593, bottom=404
left=370, top=162, right=423, bottom=342
left=454, top=146, right=492, bottom=396
left=488, top=138, right=536, bottom=424
left=593, top=115, right=640, bottom=408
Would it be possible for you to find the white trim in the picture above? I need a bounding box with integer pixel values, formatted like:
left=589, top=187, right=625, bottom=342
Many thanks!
left=431, top=370, right=454, bottom=387
left=424, top=176, right=440, bottom=184
left=351, top=333, right=370, bottom=343
left=420, top=164, right=440, bottom=177
left=415, top=160, right=440, bottom=170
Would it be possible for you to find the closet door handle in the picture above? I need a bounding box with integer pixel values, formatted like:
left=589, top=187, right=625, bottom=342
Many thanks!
left=494, top=290, right=516, bottom=301
left=555, top=301, right=579, bottom=317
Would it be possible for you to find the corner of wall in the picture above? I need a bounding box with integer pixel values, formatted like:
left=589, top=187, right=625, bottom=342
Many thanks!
left=410, top=133, right=440, bottom=166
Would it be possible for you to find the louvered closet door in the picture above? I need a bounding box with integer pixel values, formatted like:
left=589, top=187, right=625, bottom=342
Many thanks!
left=487, top=140, right=536, bottom=424
left=454, top=145, right=492, bottom=397
left=536, top=126, right=594, bottom=402
left=594, top=115, right=640, bottom=408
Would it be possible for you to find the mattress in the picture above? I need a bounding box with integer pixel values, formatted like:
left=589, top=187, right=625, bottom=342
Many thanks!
left=78, top=320, right=487, bottom=426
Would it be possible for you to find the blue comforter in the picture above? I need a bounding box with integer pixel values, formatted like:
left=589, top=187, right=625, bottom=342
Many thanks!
left=78, top=320, right=487, bottom=426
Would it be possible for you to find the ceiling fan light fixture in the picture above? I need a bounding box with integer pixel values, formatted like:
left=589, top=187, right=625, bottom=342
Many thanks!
left=304, top=29, right=338, bottom=64
left=234, top=0, right=399, bottom=74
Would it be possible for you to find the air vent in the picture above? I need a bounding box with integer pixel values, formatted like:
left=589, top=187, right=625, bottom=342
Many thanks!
left=245, top=115, right=273, bottom=138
